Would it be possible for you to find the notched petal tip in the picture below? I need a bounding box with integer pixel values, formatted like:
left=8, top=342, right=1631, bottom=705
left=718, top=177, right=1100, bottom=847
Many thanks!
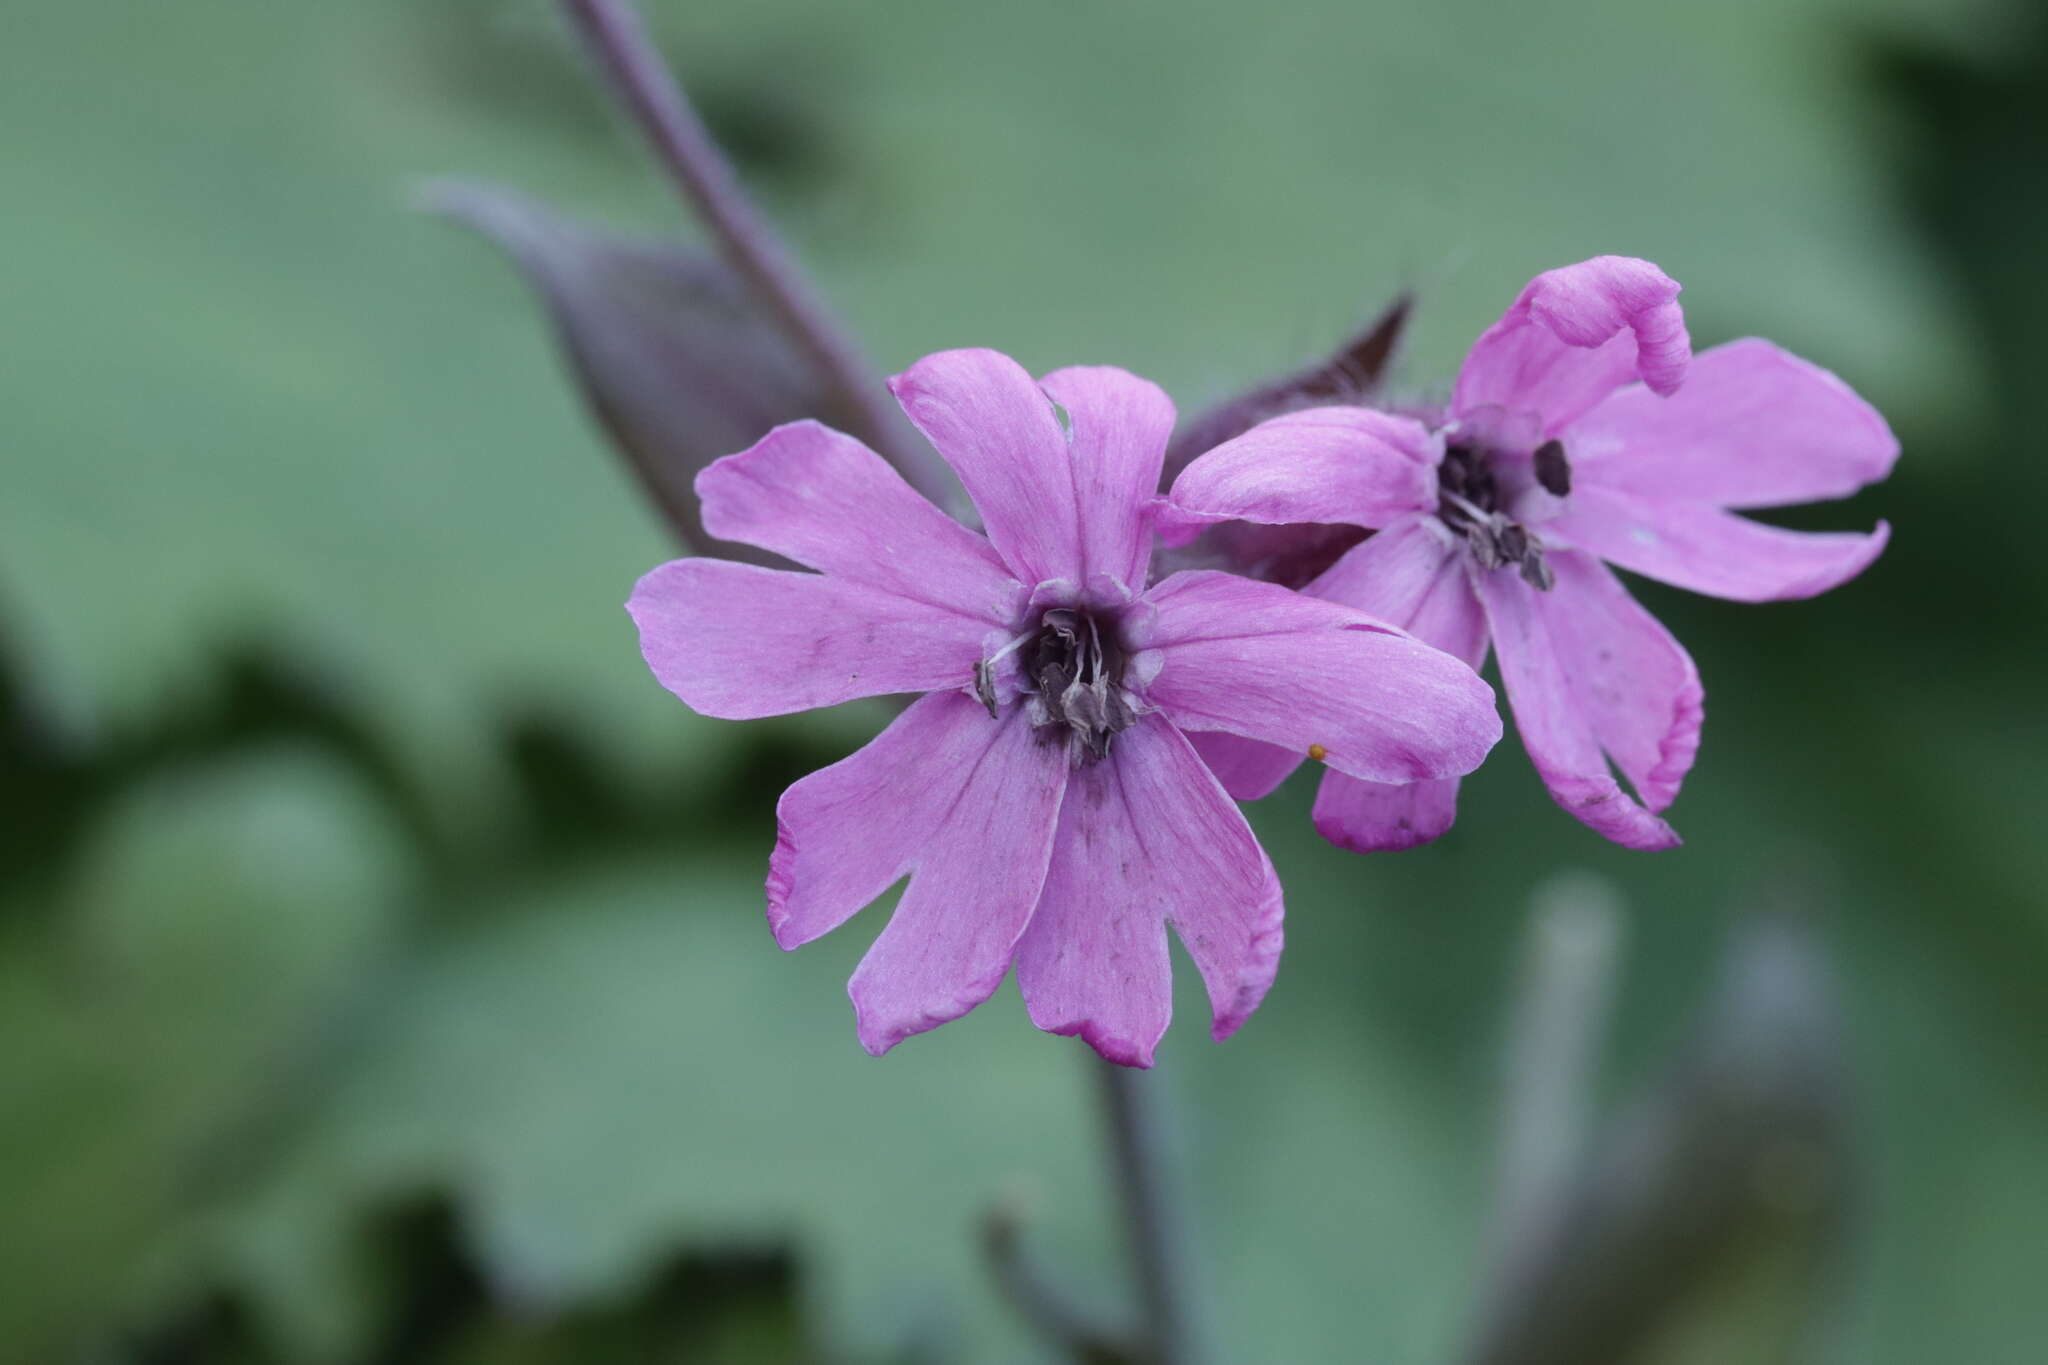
left=1549, top=778, right=1686, bottom=851
left=1204, top=887, right=1284, bottom=1044
left=1044, top=1021, right=1161, bottom=1070
left=849, top=963, right=1014, bottom=1059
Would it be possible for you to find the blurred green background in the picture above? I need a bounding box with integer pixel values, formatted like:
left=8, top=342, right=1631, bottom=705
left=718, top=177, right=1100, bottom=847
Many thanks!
left=3, top=0, right=2044, bottom=1360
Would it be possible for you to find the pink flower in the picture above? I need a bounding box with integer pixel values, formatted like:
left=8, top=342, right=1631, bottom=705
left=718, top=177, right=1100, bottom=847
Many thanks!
left=1168, top=257, right=1897, bottom=851
left=628, top=349, right=1501, bottom=1065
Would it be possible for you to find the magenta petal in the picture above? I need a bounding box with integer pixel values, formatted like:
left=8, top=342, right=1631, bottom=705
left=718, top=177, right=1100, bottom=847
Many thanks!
left=628, top=560, right=988, bottom=719
left=1137, top=570, right=1501, bottom=785
left=1017, top=714, right=1282, bottom=1062
left=1312, top=774, right=1463, bottom=854
left=1306, top=520, right=1493, bottom=851
left=1551, top=486, right=1890, bottom=603
left=1164, top=406, right=1439, bottom=535
left=767, top=691, right=1067, bottom=1053
left=888, top=348, right=1080, bottom=587
left=1307, top=519, right=1485, bottom=657
left=1478, top=557, right=1700, bottom=850
left=1453, top=257, right=1691, bottom=434
left=1039, top=365, right=1176, bottom=593
left=1566, top=338, right=1900, bottom=510
left=1188, top=730, right=1304, bottom=801
left=697, top=419, right=1020, bottom=620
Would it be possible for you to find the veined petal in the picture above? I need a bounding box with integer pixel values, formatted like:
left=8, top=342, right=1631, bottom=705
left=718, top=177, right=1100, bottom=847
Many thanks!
left=1551, top=485, right=1890, bottom=603
left=697, top=419, right=1020, bottom=621
left=888, top=348, right=1080, bottom=586
left=1164, top=406, right=1440, bottom=537
left=766, top=691, right=1068, bottom=1053
left=1479, top=556, right=1701, bottom=850
left=1307, top=519, right=1493, bottom=852
left=1187, top=730, right=1303, bottom=801
left=1307, top=518, right=1482, bottom=652
left=1135, top=571, right=1501, bottom=785
left=628, top=560, right=986, bottom=719
left=1566, top=338, right=1899, bottom=510
left=1039, top=365, right=1176, bottom=593
left=1017, top=714, right=1282, bottom=1064
left=1453, top=257, right=1690, bottom=435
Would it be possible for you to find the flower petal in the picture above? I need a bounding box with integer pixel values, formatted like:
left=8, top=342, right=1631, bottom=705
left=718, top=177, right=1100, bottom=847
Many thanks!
left=1549, top=485, right=1890, bottom=602
left=888, top=348, right=1080, bottom=587
left=1478, top=554, right=1702, bottom=850
left=1187, top=730, right=1303, bottom=801
left=766, top=690, right=1068, bottom=1053
left=1453, top=257, right=1690, bottom=434
left=627, top=560, right=986, bottom=719
left=1163, top=407, right=1439, bottom=540
left=1038, top=365, right=1176, bottom=593
left=1135, top=570, right=1501, bottom=785
left=1565, top=337, right=1900, bottom=510
left=1017, top=713, right=1282, bottom=1063
left=1311, top=771, right=1465, bottom=854
left=697, top=419, right=1021, bottom=620
left=1306, top=519, right=1493, bottom=852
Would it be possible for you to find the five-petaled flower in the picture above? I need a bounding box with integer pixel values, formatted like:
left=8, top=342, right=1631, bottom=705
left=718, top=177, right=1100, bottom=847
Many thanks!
left=1168, top=256, right=1898, bottom=851
left=628, top=349, right=1502, bottom=1065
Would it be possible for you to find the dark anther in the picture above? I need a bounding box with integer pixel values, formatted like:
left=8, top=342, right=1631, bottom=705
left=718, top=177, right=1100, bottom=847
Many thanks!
left=1534, top=439, right=1572, bottom=497
left=1024, top=607, right=1134, bottom=762
left=1437, top=442, right=1499, bottom=525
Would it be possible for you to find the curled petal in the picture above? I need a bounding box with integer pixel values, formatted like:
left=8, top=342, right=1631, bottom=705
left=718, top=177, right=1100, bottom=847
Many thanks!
left=1163, top=406, right=1439, bottom=540
left=628, top=560, right=989, bottom=719
left=1039, top=365, right=1177, bottom=593
left=1479, top=554, right=1702, bottom=850
left=766, top=691, right=1068, bottom=1052
left=1017, top=715, right=1282, bottom=1064
left=697, top=420, right=1020, bottom=621
left=1135, top=571, right=1501, bottom=785
left=1550, top=486, right=1889, bottom=603
left=1567, top=338, right=1900, bottom=510
left=1307, top=519, right=1493, bottom=852
left=889, top=349, right=1079, bottom=587
left=1454, top=257, right=1691, bottom=434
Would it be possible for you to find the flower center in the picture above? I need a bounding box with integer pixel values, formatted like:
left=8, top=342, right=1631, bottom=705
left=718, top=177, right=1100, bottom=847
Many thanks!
left=976, top=606, right=1136, bottom=763
left=1436, top=437, right=1571, bottom=591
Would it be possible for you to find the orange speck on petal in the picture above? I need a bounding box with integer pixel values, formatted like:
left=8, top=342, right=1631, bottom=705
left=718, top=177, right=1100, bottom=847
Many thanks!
left=1308, top=743, right=1328, bottom=762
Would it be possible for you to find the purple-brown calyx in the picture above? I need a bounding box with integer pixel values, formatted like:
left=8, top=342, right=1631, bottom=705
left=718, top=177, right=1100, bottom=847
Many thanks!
left=1436, top=437, right=1571, bottom=591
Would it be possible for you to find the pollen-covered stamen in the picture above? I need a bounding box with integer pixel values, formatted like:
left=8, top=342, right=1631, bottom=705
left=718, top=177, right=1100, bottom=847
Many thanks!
left=1437, top=439, right=1563, bottom=591
left=1024, top=606, right=1136, bottom=763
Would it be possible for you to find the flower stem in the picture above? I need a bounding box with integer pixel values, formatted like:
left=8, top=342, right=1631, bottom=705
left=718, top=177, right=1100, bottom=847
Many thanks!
left=558, top=0, right=946, bottom=502
left=1480, top=875, right=1623, bottom=1301
left=1096, top=1058, right=1205, bottom=1365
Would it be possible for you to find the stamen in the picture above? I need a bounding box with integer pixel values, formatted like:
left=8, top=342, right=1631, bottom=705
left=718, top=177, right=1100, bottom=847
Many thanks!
left=974, top=627, right=1037, bottom=718
left=1015, top=606, right=1136, bottom=763
left=1436, top=439, right=1560, bottom=591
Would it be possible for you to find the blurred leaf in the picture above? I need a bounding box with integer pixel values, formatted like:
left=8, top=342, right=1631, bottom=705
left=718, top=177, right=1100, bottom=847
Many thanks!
left=425, top=180, right=823, bottom=563
left=0, top=747, right=415, bottom=1356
